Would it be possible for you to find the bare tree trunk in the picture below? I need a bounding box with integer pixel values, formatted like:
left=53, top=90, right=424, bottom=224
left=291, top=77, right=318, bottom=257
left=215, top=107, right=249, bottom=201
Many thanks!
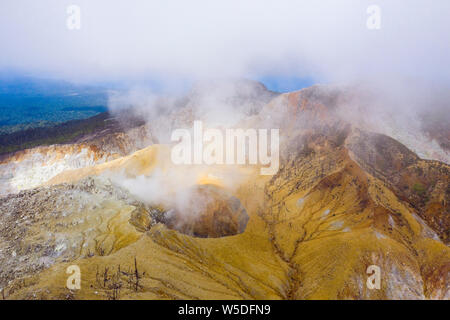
left=134, top=257, right=139, bottom=291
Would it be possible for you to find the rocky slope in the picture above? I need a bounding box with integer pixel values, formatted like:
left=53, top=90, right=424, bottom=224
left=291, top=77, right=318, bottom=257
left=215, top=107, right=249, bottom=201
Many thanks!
left=0, top=112, right=154, bottom=196
left=0, top=83, right=448, bottom=300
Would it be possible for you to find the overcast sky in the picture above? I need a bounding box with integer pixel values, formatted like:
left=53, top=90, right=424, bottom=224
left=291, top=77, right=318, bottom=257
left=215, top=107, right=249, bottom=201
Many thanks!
left=0, top=0, right=449, bottom=90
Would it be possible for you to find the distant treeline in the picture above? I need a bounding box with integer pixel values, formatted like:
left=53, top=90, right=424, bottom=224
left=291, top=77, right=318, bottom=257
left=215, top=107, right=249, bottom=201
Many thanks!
left=0, top=112, right=111, bottom=155
left=61, top=106, right=107, bottom=112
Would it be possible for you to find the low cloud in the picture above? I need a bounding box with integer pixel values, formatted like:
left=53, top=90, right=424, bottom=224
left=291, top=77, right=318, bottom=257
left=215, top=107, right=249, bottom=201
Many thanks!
left=1, top=0, right=449, bottom=88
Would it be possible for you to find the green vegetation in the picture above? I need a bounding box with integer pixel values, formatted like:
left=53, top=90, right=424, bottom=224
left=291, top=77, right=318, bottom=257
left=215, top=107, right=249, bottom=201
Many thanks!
left=0, top=121, right=59, bottom=135
left=412, top=182, right=426, bottom=195
left=0, top=112, right=110, bottom=154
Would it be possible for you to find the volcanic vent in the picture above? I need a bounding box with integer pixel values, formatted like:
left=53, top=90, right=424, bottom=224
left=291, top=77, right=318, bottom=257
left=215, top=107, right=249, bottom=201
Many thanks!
left=154, top=184, right=250, bottom=238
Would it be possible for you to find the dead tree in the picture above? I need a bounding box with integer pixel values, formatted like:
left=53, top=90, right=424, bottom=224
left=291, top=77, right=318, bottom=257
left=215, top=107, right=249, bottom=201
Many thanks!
left=134, top=257, right=140, bottom=292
